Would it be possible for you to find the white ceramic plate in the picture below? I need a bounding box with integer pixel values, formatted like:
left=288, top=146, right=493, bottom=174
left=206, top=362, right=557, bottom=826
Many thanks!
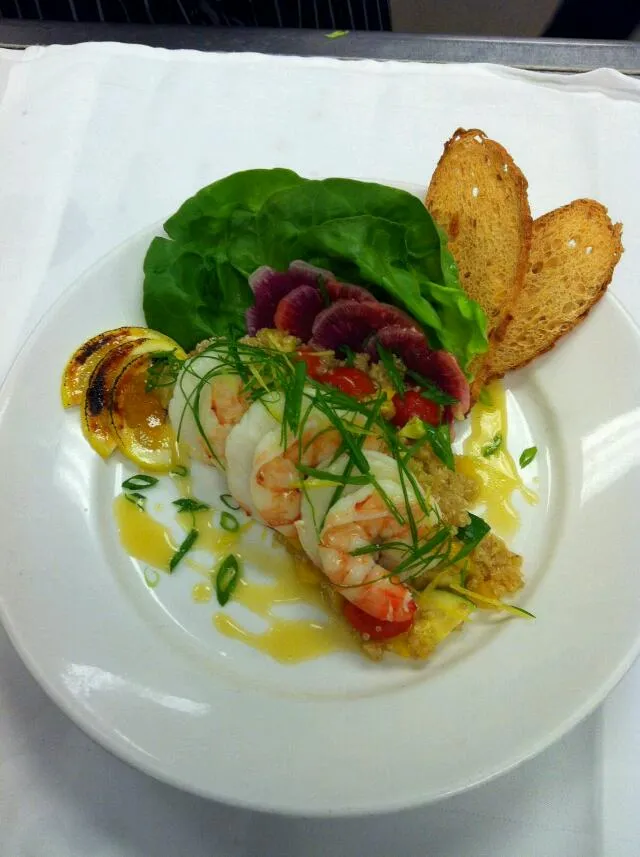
left=1, top=224, right=640, bottom=817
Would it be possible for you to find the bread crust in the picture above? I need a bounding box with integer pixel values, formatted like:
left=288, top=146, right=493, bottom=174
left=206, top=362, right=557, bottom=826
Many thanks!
left=426, top=128, right=533, bottom=341
left=483, top=199, right=623, bottom=382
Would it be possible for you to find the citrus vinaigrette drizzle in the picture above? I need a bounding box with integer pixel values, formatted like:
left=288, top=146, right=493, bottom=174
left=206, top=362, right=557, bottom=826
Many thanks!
left=457, top=381, right=538, bottom=538
left=113, top=485, right=354, bottom=663
left=113, top=381, right=534, bottom=662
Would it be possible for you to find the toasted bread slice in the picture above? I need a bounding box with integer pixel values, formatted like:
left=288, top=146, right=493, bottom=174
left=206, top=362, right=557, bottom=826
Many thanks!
left=483, top=199, right=623, bottom=382
left=426, top=128, right=532, bottom=338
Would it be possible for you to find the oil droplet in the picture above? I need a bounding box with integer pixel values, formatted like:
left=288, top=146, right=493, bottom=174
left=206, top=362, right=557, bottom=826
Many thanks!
left=113, top=494, right=177, bottom=570
left=143, top=567, right=161, bottom=589
left=457, top=381, right=537, bottom=538
left=192, top=581, right=213, bottom=603
left=192, top=508, right=243, bottom=554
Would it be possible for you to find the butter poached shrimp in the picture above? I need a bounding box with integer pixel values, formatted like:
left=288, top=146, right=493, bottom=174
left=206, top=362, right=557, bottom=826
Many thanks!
left=168, top=332, right=529, bottom=655
left=61, top=136, right=623, bottom=662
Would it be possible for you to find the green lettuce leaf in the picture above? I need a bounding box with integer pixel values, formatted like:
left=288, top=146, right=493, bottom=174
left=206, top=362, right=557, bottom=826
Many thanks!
left=143, top=169, right=488, bottom=366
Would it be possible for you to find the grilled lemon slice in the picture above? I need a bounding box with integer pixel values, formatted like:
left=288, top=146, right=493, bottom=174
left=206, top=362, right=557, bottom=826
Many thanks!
left=110, top=352, right=179, bottom=471
left=61, top=326, right=150, bottom=408
left=79, top=331, right=185, bottom=458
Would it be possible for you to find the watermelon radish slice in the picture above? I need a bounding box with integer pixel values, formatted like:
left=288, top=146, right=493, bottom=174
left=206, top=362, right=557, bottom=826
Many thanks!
left=289, top=261, right=376, bottom=303
left=368, top=326, right=470, bottom=418
left=246, top=261, right=380, bottom=336
left=288, top=260, right=337, bottom=287
left=274, top=285, right=325, bottom=341
left=246, top=268, right=306, bottom=335
left=326, top=281, right=377, bottom=303
left=310, top=301, right=419, bottom=352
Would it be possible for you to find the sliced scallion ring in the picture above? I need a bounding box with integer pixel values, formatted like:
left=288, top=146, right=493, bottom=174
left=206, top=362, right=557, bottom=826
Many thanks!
left=220, top=511, right=239, bottom=532
left=122, top=474, right=159, bottom=491
left=215, top=554, right=241, bottom=606
left=220, top=493, right=241, bottom=511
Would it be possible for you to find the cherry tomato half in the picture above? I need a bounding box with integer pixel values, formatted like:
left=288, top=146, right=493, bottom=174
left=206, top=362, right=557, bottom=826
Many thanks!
left=343, top=600, right=415, bottom=641
left=391, top=391, right=441, bottom=428
left=322, top=367, right=376, bottom=400
left=295, top=347, right=326, bottom=380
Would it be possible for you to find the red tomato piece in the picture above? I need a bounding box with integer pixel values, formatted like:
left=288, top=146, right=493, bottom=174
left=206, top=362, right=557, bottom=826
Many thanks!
left=343, top=600, right=415, bottom=641
left=391, top=391, right=441, bottom=428
left=322, top=367, right=376, bottom=399
left=295, top=347, right=326, bottom=380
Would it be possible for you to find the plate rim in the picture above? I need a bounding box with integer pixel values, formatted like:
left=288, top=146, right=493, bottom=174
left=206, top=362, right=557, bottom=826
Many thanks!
left=2, top=224, right=640, bottom=817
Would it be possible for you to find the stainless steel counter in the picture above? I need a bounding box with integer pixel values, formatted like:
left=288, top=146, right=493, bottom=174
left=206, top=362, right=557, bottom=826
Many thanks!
left=0, top=20, right=639, bottom=74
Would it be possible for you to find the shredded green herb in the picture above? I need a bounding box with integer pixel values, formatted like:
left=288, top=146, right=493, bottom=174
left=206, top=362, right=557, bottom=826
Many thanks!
left=145, top=350, right=183, bottom=392
left=172, top=497, right=210, bottom=514
left=296, top=465, right=372, bottom=487
left=376, top=342, right=405, bottom=396
left=457, top=513, right=490, bottom=545
left=124, top=491, right=146, bottom=510
left=405, top=369, right=458, bottom=405
left=169, top=528, right=198, bottom=573
left=481, top=433, right=502, bottom=457
left=400, top=418, right=454, bottom=471
left=340, top=345, right=356, bottom=367
left=453, top=513, right=490, bottom=564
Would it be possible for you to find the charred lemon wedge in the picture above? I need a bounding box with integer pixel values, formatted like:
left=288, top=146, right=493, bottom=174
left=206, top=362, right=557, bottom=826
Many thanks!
left=61, top=326, right=150, bottom=408
left=79, top=330, right=185, bottom=459
left=110, top=352, right=178, bottom=471
left=81, top=338, right=150, bottom=457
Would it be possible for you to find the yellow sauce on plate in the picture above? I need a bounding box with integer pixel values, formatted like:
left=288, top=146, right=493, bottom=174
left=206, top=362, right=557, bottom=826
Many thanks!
left=113, top=494, right=178, bottom=569
left=114, top=491, right=353, bottom=663
left=456, top=381, right=537, bottom=538
left=213, top=541, right=354, bottom=663
left=113, top=381, right=534, bottom=662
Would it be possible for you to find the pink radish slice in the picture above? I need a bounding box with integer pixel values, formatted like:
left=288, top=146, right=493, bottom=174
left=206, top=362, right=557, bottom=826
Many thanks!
left=310, top=300, right=419, bottom=352
left=274, top=285, right=325, bottom=341
left=368, top=325, right=470, bottom=418
left=246, top=267, right=314, bottom=334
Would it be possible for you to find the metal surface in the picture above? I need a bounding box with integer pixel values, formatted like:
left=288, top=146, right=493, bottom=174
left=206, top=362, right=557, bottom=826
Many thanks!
left=0, top=20, right=639, bottom=73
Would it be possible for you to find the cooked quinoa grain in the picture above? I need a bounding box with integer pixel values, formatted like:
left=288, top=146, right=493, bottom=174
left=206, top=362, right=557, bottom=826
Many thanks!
left=467, top=533, right=523, bottom=599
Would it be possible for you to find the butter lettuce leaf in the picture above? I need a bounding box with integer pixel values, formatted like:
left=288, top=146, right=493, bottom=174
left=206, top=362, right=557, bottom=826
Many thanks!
left=143, top=170, right=488, bottom=366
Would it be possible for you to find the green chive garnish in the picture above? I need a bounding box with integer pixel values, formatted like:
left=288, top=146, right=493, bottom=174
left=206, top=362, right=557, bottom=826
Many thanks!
left=481, top=433, right=502, bottom=458
left=124, top=491, right=146, bottom=510
left=220, top=512, right=239, bottom=532
left=169, top=528, right=198, bottom=573
left=122, top=474, right=159, bottom=491
left=215, top=554, right=241, bottom=606
left=519, top=446, right=538, bottom=468
left=220, top=493, right=241, bottom=511
left=172, top=497, right=210, bottom=514
left=376, top=342, right=405, bottom=396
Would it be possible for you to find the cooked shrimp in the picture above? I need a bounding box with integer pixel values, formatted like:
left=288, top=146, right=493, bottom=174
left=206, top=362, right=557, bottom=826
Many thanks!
left=225, top=394, right=284, bottom=516
left=169, top=351, right=248, bottom=467
left=296, top=450, right=415, bottom=567
left=250, top=415, right=342, bottom=536
left=318, top=480, right=432, bottom=623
